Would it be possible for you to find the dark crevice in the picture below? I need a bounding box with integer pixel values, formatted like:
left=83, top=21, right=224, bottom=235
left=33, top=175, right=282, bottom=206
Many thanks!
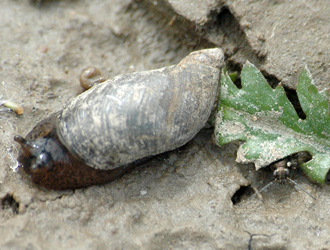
left=233, top=77, right=242, bottom=89
left=206, top=6, right=267, bottom=67
left=325, top=171, right=330, bottom=184
left=206, top=7, right=247, bottom=57
left=1, top=194, right=19, bottom=214
left=231, top=185, right=254, bottom=205
left=283, top=87, right=307, bottom=120
left=226, top=60, right=242, bottom=73
left=226, top=61, right=242, bottom=88
left=261, top=70, right=280, bottom=88
left=207, top=7, right=246, bottom=47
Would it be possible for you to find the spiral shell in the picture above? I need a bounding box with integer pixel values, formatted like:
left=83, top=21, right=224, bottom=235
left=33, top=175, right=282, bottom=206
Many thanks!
left=79, top=66, right=107, bottom=90
left=58, top=48, right=224, bottom=170
left=14, top=48, right=224, bottom=189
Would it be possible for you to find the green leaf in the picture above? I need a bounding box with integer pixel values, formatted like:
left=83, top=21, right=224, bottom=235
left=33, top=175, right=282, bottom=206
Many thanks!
left=214, top=62, right=330, bottom=184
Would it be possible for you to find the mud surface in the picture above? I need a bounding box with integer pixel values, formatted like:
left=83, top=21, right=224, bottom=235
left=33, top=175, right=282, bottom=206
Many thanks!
left=1, top=0, right=330, bottom=249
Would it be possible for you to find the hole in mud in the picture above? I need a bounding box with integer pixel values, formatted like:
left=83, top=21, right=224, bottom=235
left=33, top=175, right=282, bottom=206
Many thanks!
left=213, top=7, right=243, bottom=39
left=231, top=185, right=254, bottom=205
left=1, top=194, right=19, bottom=214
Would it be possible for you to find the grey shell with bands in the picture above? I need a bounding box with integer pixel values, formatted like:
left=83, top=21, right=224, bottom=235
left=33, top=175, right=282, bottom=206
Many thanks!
left=57, top=48, right=224, bottom=170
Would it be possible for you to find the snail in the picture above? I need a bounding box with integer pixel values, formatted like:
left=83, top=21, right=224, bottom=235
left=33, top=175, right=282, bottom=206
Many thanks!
left=14, top=48, right=224, bottom=190
left=79, top=66, right=107, bottom=90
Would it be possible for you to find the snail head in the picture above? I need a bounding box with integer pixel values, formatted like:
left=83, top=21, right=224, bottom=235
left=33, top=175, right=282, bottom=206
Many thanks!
left=14, top=135, right=68, bottom=174
left=13, top=113, right=137, bottom=190
left=12, top=113, right=81, bottom=189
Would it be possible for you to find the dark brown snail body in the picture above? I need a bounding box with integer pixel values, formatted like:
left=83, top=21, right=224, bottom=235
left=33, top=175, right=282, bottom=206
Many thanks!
left=14, top=115, right=146, bottom=190
left=15, top=48, right=224, bottom=190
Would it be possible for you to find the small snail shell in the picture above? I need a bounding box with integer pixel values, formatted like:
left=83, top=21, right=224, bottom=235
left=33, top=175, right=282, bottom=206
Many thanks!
left=14, top=48, right=224, bottom=190
left=79, top=66, right=107, bottom=90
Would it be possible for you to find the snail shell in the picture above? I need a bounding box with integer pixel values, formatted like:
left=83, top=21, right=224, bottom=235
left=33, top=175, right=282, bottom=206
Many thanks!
left=79, top=66, right=107, bottom=90
left=14, top=48, right=224, bottom=190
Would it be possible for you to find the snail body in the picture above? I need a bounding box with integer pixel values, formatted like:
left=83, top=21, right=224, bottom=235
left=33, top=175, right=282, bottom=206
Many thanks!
left=15, top=48, right=224, bottom=190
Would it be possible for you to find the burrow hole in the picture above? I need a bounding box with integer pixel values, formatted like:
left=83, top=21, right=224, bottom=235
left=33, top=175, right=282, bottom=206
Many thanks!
left=1, top=194, right=19, bottom=214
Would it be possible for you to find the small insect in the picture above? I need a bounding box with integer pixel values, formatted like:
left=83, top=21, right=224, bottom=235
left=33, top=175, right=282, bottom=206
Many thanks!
left=251, top=152, right=316, bottom=200
left=271, top=159, right=290, bottom=183
left=14, top=48, right=224, bottom=190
